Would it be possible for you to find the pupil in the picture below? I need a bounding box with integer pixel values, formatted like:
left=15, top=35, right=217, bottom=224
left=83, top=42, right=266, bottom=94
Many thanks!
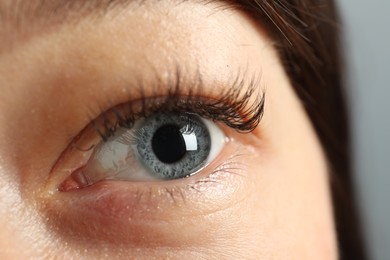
left=152, top=124, right=187, bottom=164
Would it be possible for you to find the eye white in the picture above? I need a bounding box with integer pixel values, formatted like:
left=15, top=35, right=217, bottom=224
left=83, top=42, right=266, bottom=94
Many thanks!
left=202, top=118, right=225, bottom=166
left=83, top=116, right=226, bottom=183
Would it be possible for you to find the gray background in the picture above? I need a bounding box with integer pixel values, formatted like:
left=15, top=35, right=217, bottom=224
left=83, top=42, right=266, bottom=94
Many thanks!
left=338, top=1, right=390, bottom=259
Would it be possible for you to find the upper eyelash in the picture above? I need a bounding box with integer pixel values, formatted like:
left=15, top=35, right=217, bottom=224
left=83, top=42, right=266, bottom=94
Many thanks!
left=91, top=69, right=266, bottom=141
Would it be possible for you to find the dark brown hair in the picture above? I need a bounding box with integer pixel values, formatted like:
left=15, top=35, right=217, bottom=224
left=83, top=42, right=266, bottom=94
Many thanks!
left=231, top=1, right=367, bottom=259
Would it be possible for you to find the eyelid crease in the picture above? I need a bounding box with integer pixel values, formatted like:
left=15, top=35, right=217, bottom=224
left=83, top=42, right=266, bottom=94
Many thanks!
left=90, top=67, right=266, bottom=142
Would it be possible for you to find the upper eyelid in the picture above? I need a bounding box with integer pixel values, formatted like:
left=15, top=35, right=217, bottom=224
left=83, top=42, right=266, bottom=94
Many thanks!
left=88, top=67, right=266, bottom=141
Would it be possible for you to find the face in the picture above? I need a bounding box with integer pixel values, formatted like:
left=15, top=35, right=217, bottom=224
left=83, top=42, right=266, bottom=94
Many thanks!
left=0, top=0, right=337, bottom=259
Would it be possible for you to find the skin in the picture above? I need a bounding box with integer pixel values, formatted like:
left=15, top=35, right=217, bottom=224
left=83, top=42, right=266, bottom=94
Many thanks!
left=0, top=0, right=337, bottom=259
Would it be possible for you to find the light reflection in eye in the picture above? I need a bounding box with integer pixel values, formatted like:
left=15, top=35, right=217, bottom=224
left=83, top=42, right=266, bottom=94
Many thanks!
left=76, top=112, right=225, bottom=186
left=182, top=131, right=198, bottom=151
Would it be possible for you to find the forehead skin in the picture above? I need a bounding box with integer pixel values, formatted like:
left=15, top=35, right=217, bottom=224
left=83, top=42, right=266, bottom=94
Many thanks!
left=0, top=0, right=337, bottom=259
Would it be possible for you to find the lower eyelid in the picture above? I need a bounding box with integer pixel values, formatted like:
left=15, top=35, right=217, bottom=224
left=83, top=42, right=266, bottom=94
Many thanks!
left=38, top=155, right=249, bottom=247
left=53, top=169, right=242, bottom=222
left=41, top=167, right=249, bottom=249
left=42, top=137, right=253, bottom=212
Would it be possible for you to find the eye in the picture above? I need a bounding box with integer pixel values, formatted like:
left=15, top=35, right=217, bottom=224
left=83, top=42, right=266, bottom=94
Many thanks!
left=56, top=75, right=265, bottom=192
left=71, top=112, right=225, bottom=187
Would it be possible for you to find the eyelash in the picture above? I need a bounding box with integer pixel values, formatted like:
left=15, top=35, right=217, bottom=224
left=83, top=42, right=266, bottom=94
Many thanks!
left=58, top=70, right=265, bottom=192
left=91, top=71, right=265, bottom=142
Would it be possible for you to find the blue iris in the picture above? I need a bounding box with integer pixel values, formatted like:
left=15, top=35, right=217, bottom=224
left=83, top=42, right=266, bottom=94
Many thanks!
left=134, top=113, right=211, bottom=179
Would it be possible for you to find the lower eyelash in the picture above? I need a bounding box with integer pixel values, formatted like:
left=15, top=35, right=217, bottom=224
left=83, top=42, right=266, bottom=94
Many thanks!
left=119, top=155, right=247, bottom=204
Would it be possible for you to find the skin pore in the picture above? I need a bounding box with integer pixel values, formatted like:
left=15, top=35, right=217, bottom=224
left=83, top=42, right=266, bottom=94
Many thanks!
left=0, top=0, right=337, bottom=259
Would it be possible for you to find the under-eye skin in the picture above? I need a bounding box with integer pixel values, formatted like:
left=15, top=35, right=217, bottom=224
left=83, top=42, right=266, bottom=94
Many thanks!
left=57, top=71, right=265, bottom=193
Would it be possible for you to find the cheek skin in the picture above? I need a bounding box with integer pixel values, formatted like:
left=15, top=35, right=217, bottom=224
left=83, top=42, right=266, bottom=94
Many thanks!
left=0, top=2, right=337, bottom=259
left=250, top=52, right=337, bottom=258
